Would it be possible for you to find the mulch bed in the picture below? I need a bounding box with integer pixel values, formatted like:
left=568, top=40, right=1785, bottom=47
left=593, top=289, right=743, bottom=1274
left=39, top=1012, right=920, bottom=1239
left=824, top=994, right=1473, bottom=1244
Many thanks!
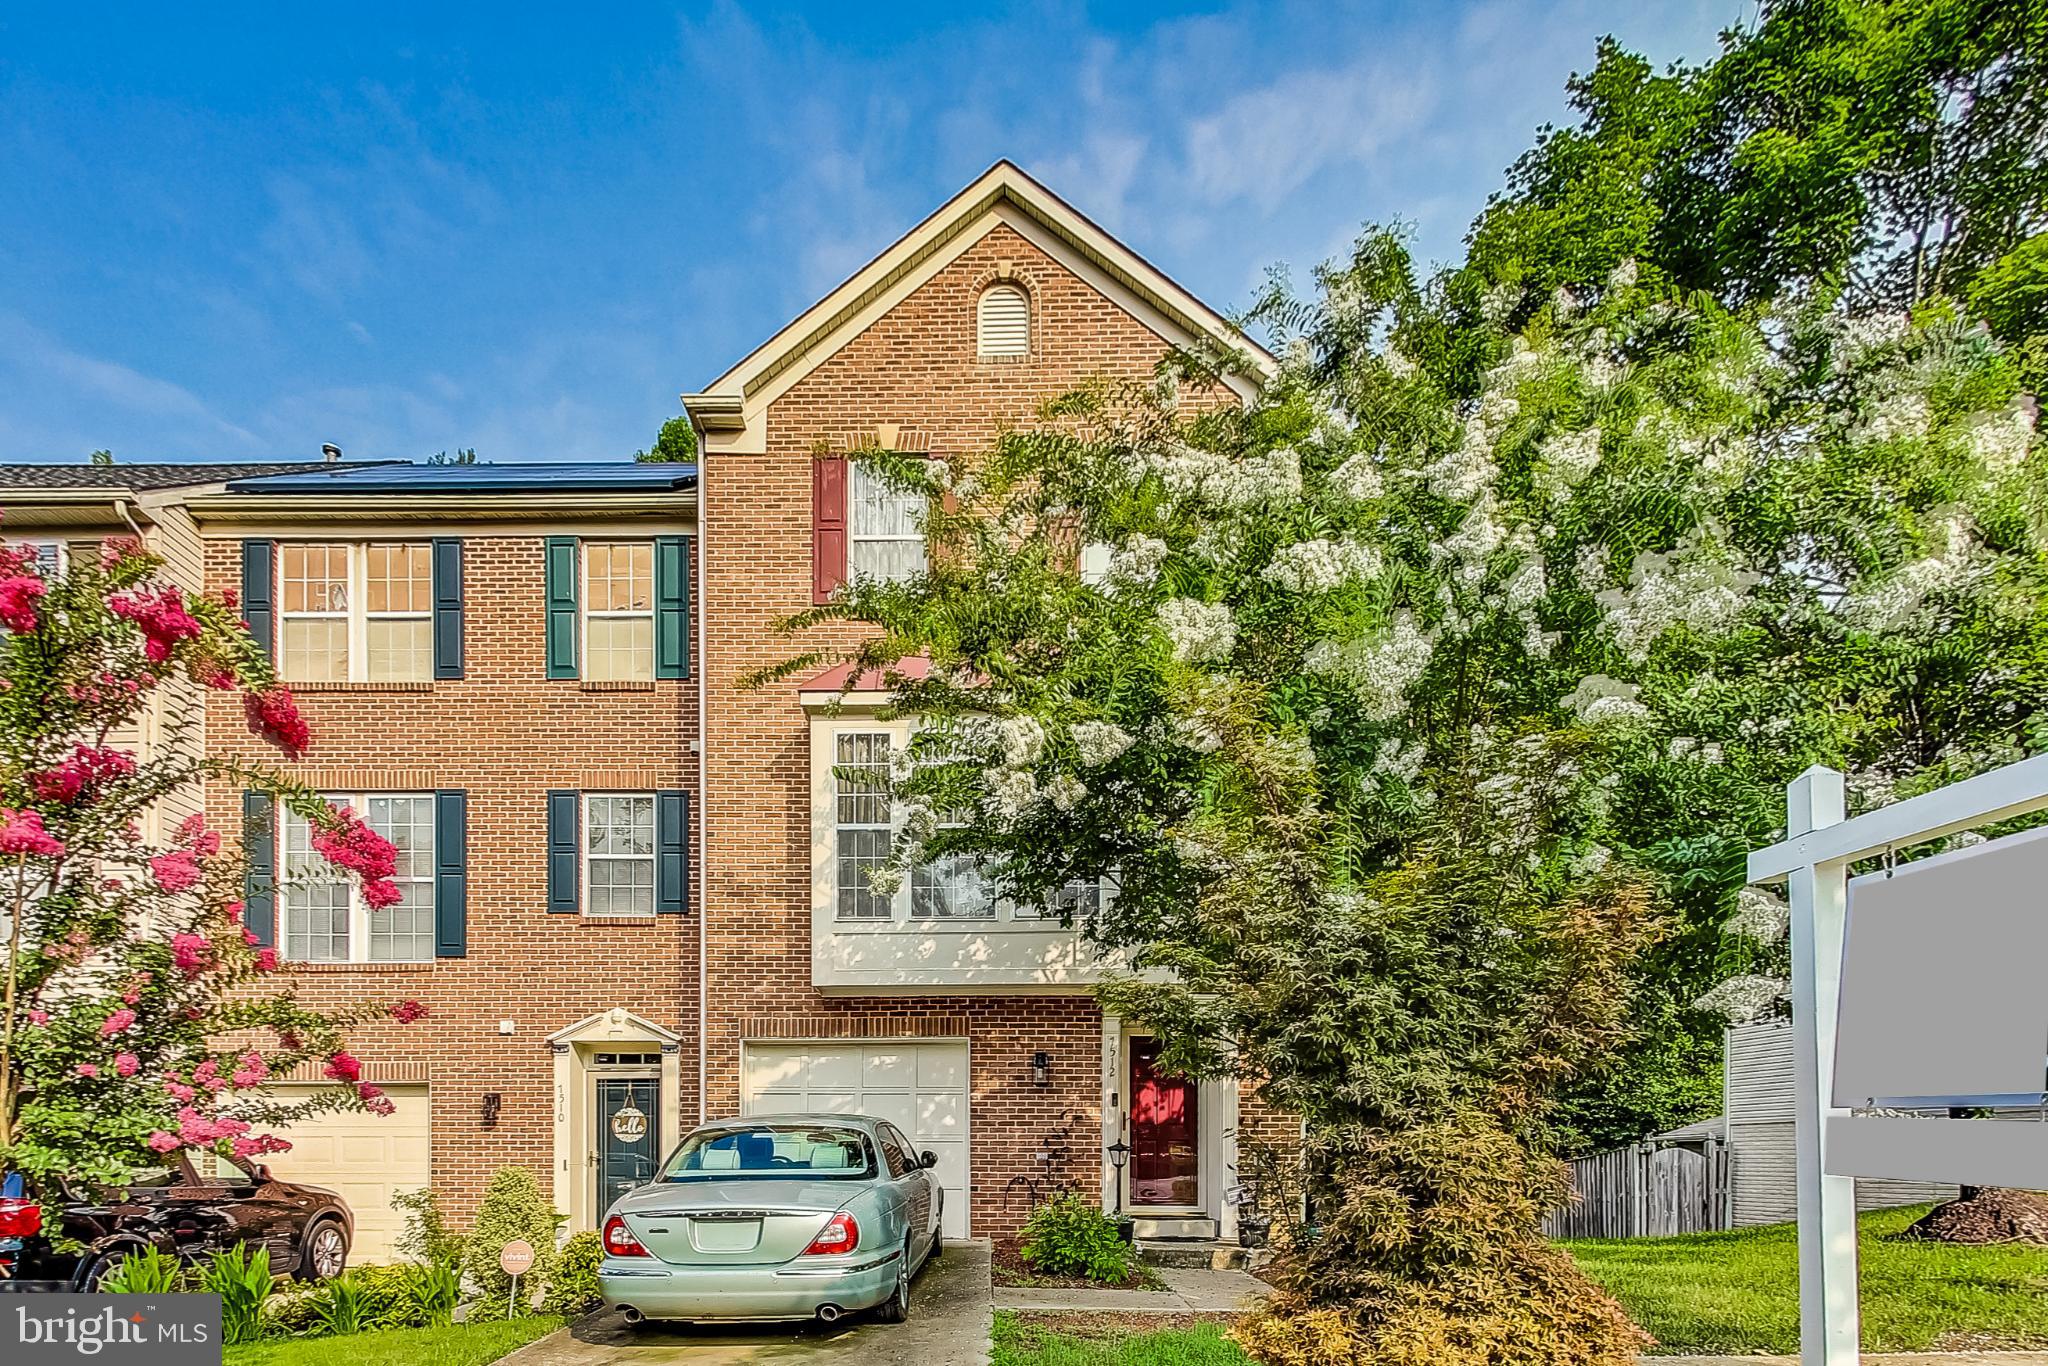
left=990, top=1236, right=1168, bottom=1291
left=1900, top=1189, right=2048, bottom=1245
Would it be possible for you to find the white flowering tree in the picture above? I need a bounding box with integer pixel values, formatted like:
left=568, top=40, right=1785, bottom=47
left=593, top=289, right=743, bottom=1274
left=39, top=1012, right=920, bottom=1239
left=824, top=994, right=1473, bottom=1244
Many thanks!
left=755, top=250, right=2042, bottom=1360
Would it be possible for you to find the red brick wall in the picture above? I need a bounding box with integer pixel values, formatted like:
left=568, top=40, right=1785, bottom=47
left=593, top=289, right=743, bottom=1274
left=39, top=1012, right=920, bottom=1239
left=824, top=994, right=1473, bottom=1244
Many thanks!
left=700, top=222, right=1238, bottom=1233
left=203, top=532, right=699, bottom=1221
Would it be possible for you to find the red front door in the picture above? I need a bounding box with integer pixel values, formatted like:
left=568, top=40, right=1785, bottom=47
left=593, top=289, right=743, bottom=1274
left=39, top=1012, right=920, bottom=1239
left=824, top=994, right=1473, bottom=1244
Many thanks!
left=1128, top=1037, right=1199, bottom=1208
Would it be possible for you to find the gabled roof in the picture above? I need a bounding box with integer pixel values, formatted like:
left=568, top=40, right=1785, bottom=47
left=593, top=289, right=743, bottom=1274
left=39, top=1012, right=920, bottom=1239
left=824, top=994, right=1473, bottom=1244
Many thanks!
left=225, top=462, right=696, bottom=494
left=0, top=461, right=372, bottom=492
left=684, top=160, right=1274, bottom=430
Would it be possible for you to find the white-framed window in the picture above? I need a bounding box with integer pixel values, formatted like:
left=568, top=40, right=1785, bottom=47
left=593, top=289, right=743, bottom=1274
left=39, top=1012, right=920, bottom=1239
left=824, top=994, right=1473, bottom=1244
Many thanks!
left=1014, top=876, right=1109, bottom=920
left=281, top=794, right=435, bottom=963
left=834, top=733, right=894, bottom=920
left=583, top=542, right=654, bottom=682
left=910, top=808, right=992, bottom=920
left=585, top=793, right=655, bottom=917
left=977, top=283, right=1030, bottom=358
left=21, top=540, right=66, bottom=577
left=848, top=465, right=927, bottom=584
left=278, top=543, right=432, bottom=684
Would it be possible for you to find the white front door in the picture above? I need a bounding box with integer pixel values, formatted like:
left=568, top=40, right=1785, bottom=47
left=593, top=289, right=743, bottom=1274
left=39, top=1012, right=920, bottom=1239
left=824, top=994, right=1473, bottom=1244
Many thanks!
left=741, top=1041, right=970, bottom=1236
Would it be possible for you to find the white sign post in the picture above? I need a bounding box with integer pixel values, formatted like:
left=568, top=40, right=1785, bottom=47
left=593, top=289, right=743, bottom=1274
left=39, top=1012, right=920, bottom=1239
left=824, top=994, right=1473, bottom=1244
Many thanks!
left=1748, top=756, right=2048, bottom=1366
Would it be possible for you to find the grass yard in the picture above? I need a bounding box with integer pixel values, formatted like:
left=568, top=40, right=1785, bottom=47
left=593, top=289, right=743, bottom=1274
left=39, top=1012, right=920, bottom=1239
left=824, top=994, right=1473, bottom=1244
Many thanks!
left=222, top=1316, right=564, bottom=1366
left=993, top=1312, right=1252, bottom=1366
left=1566, top=1204, right=2048, bottom=1354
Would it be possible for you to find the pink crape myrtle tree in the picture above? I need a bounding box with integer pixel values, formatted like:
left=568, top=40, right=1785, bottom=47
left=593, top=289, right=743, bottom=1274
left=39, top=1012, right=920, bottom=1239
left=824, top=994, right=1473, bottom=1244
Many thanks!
left=0, top=523, right=424, bottom=1200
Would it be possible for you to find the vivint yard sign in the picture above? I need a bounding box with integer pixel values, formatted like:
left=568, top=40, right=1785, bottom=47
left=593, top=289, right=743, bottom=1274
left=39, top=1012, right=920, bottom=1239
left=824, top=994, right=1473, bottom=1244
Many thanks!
left=1749, top=760, right=2048, bottom=1366
left=8, top=1296, right=219, bottom=1363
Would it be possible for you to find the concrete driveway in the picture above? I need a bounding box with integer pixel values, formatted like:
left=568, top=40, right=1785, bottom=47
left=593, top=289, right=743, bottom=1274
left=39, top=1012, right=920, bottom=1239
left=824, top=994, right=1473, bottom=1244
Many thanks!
left=499, top=1241, right=992, bottom=1366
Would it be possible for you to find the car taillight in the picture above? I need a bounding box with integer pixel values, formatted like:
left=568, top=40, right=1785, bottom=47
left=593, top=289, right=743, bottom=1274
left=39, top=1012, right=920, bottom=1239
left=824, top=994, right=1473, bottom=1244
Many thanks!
left=0, top=1198, right=42, bottom=1238
left=800, top=1211, right=859, bottom=1256
left=602, top=1215, right=647, bottom=1258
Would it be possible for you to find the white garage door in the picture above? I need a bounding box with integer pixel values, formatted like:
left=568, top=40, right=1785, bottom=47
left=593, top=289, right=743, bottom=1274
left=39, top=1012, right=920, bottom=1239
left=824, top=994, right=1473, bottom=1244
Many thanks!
left=742, top=1042, right=969, bottom=1237
left=264, top=1083, right=431, bottom=1264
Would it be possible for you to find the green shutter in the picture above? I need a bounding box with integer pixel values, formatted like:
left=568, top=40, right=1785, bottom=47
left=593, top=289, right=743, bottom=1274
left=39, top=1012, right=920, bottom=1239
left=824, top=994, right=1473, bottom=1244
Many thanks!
left=240, top=541, right=275, bottom=662
left=547, top=790, right=579, bottom=913
left=242, top=791, right=276, bottom=948
left=434, top=790, right=467, bottom=956
left=432, top=539, right=464, bottom=680
left=656, top=789, right=689, bottom=914
left=655, top=535, right=690, bottom=679
left=545, top=536, right=578, bottom=679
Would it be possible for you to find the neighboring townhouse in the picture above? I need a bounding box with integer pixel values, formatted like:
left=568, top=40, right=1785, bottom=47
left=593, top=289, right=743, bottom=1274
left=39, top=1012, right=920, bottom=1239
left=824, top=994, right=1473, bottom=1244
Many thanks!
left=184, top=461, right=701, bottom=1260
left=0, top=461, right=358, bottom=842
left=685, top=161, right=1286, bottom=1240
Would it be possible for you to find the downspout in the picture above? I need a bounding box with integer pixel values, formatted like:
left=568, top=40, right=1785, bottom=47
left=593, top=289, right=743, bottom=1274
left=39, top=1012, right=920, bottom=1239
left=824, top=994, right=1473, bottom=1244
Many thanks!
left=690, top=414, right=710, bottom=1126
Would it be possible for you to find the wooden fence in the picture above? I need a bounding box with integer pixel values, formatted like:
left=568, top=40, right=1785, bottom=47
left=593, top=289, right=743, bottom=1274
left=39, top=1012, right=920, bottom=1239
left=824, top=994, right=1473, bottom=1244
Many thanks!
left=1544, top=1141, right=1730, bottom=1239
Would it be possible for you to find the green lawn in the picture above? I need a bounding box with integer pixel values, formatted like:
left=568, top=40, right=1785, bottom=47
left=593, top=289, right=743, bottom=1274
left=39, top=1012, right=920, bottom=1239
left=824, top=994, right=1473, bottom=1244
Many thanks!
left=993, top=1313, right=1251, bottom=1366
left=1565, top=1204, right=2048, bottom=1354
left=223, top=1316, right=564, bottom=1366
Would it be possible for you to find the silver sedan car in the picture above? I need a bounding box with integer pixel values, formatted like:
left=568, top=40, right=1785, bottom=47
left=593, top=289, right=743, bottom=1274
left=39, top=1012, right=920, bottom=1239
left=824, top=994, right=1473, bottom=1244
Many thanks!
left=597, top=1114, right=943, bottom=1325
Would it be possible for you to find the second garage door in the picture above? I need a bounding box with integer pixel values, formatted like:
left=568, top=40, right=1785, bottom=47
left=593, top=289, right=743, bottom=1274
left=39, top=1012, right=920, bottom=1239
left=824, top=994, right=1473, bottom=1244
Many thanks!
left=263, top=1083, right=432, bottom=1265
left=741, top=1042, right=969, bottom=1237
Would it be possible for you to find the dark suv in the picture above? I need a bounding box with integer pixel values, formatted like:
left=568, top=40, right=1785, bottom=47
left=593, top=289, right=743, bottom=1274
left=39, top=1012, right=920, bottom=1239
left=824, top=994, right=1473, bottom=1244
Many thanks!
left=0, top=1152, right=353, bottom=1289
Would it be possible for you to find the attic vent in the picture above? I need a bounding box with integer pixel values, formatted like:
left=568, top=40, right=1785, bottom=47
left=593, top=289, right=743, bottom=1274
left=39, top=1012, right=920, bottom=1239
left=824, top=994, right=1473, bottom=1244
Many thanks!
left=977, top=284, right=1030, bottom=358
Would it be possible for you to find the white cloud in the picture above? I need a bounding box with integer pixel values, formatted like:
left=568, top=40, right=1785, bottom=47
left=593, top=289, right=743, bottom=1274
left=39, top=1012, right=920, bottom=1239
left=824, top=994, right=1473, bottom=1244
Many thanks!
left=1184, top=62, right=1434, bottom=212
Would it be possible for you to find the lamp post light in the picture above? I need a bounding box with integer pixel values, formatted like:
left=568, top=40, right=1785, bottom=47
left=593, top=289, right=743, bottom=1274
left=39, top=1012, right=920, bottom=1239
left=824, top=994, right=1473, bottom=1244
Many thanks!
left=1106, top=1138, right=1130, bottom=1216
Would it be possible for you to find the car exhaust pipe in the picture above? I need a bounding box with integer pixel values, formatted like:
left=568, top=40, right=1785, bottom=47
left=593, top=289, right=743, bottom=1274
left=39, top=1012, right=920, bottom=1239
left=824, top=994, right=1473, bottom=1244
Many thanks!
left=816, top=1304, right=844, bottom=1323
left=619, top=1306, right=644, bottom=1325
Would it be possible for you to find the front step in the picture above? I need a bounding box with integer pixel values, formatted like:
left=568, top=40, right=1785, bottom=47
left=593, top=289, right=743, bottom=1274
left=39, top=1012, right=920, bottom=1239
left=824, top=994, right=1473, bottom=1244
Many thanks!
left=1136, top=1237, right=1251, bottom=1270
left=1129, top=1215, right=1218, bottom=1241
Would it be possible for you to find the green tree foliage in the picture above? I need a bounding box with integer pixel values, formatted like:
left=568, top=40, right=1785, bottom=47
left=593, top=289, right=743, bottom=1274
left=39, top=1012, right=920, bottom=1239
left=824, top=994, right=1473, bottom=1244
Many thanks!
left=1465, top=1, right=2048, bottom=333
left=762, top=257, right=2042, bottom=1356
left=462, top=1166, right=561, bottom=1319
left=634, top=416, right=697, bottom=464
left=427, top=448, right=480, bottom=465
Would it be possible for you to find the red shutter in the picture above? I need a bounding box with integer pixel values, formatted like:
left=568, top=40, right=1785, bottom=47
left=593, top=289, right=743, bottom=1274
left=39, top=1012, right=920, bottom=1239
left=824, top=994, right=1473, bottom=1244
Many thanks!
left=812, top=456, right=848, bottom=603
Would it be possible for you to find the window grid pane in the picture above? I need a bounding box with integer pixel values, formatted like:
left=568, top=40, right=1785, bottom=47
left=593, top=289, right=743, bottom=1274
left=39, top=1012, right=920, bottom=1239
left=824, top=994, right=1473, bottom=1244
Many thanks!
left=911, top=851, right=992, bottom=920
left=283, top=800, right=354, bottom=963
left=585, top=543, right=655, bottom=680
left=366, top=618, right=432, bottom=683
left=586, top=795, right=655, bottom=917
left=363, top=544, right=433, bottom=614
left=834, top=733, right=894, bottom=919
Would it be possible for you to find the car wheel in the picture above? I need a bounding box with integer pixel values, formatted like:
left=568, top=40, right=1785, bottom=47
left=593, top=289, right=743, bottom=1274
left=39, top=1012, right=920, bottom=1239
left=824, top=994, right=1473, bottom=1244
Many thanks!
left=299, top=1220, right=349, bottom=1282
left=872, top=1240, right=912, bottom=1323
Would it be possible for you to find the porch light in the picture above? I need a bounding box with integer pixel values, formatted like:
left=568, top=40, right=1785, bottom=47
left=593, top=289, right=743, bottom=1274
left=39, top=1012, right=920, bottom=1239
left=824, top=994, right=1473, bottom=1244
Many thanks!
left=1107, top=1138, right=1130, bottom=1215
left=1031, top=1051, right=1051, bottom=1087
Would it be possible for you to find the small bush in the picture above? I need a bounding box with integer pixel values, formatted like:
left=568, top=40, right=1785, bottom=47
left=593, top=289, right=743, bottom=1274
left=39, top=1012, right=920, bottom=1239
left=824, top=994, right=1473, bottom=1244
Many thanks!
left=1019, top=1192, right=1140, bottom=1284
left=311, top=1273, right=369, bottom=1337
left=102, top=1246, right=182, bottom=1293
left=393, top=1187, right=468, bottom=1269
left=462, top=1167, right=562, bottom=1320
left=541, top=1230, right=604, bottom=1317
left=199, top=1245, right=273, bottom=1346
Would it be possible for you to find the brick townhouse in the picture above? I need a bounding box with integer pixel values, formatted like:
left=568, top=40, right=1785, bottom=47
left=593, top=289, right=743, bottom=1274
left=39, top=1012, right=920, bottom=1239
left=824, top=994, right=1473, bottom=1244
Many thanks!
left=3, top=160, right=1288, bottom=1261
left=187, top=461, right=702, bottom=1261
left=681, top=161, right=1284, bottom=1242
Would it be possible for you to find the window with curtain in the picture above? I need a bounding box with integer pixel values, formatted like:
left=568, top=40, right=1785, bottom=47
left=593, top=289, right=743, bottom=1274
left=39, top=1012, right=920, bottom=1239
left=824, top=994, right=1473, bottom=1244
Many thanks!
left=583, top=542, right=655, bottom=681
left=848, top=465, right=927, bottom=584
left=278, top=543, right=432, bottom=683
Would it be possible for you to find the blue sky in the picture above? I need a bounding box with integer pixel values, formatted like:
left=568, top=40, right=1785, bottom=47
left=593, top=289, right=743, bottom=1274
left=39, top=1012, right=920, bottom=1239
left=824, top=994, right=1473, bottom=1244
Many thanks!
left=0, top=2, right=1744, bottom=464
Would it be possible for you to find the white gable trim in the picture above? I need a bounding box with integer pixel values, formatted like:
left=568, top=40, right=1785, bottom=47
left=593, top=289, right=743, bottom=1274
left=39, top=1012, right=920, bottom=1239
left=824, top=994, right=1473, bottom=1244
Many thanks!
left=684, top=161, right=1272, bottom=451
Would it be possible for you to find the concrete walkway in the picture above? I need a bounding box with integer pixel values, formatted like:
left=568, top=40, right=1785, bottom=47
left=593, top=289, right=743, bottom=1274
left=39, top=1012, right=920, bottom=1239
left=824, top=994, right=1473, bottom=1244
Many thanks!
left=991, top=1266, right=1269, bottom=1314
left=501, top=1241, right=992, bottom=1366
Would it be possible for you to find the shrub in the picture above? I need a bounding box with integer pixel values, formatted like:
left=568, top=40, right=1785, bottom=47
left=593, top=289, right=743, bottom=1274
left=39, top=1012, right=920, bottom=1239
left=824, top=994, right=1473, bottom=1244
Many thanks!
left=541, top=1231, right=604, bottom=1317
left=1019, top=1192, right=1139, bottom=1284
left=101, top=1246, right=182, bottom=1293
left=198, top=1245, right=273, bottom=1346
left=462, top=1167, right=562, bottom=1319
left=310, top=1273, right=369, bottom=1337
left=393, top=1187, right=467, bottom=1269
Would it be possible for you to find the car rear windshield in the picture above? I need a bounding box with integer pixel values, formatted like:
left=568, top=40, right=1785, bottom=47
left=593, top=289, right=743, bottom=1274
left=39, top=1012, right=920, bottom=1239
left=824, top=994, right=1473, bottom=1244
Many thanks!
left=660, top=1125, right=877, bottom=1181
